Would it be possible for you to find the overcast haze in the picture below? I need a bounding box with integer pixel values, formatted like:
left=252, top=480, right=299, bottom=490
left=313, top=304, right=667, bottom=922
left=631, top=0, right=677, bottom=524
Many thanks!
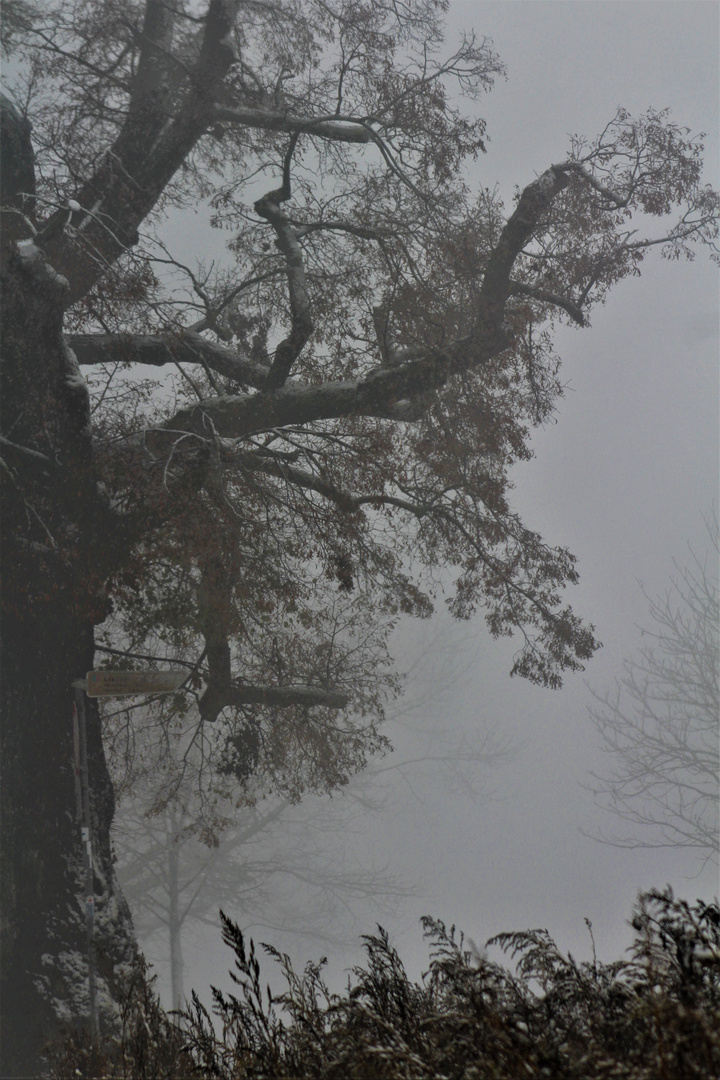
left=129, top=0, right=719, bottom=1006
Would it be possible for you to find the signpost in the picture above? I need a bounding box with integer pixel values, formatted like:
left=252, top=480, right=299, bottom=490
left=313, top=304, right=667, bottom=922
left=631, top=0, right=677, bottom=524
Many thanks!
left=85, top=669, right=187, bottom=697
left=70, top=669, right=187, bottom=1043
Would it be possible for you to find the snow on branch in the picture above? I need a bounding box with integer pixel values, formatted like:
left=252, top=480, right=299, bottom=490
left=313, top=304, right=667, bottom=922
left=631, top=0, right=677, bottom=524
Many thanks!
left=212, top=104, right=371, bottom=143
left=69, top=331, right=271, bottom=388
left=254, top=135, right=314, bottom=390
left=199, top=681, right=350, bottom=724
left=227, top=683, right=350, bottom=709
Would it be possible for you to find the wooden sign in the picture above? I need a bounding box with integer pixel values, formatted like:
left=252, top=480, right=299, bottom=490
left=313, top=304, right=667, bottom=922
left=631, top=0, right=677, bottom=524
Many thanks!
left=85, top=670, right=186, bottom=697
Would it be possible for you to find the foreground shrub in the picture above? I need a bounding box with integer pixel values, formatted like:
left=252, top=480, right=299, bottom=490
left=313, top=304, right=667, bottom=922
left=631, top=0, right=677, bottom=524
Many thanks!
left=45, top=955, right=202, bottom=1080
left=49, top=887, right=720, bottom=1079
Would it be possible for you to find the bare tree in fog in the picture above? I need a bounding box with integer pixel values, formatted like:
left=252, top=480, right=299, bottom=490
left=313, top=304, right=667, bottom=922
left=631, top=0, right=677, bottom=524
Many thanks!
left=586, top=512, right=719, bottom=868
left=115, top=795, right=413, bottom=1011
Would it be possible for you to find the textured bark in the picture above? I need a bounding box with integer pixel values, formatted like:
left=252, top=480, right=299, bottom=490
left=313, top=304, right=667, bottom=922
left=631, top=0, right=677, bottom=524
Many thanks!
left=0, top=251, right=136, bottom=1076
left=0, top=601, right=137, bottom=1074
left=0, top=39, right=372, bottom=1063
left=0, top=92, right=36, bottom=246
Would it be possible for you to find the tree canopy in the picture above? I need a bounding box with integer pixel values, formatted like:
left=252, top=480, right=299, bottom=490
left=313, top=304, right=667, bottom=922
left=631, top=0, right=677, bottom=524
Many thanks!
left=4, top=0, right=717, bottom=819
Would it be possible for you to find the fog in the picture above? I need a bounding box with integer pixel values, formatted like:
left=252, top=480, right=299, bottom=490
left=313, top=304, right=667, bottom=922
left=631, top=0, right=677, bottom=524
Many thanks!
left=127, top=1, right=719, bottom=1006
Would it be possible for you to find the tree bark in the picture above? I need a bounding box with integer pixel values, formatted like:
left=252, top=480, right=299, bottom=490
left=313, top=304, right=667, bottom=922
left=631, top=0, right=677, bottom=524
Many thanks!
left=0, top=249, right=136, bottom=1075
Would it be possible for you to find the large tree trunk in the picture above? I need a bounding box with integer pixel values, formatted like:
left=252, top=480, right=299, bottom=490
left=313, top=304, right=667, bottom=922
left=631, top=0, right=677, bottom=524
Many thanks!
left=0, top=246, right=137, bottom=1075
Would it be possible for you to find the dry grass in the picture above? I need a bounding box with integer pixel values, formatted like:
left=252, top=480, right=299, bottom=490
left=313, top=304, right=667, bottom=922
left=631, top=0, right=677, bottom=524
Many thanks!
left=48, top=887, right=720, bottom=1079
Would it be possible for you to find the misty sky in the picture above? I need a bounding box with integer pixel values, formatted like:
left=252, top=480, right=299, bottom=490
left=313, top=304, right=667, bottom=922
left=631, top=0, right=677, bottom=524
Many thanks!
left=129, top=0, right=719, bottom=1006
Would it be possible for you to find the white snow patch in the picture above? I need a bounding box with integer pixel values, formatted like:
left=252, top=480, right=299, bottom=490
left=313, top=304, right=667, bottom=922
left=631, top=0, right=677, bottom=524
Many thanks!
left=45, top=263, right=70, bottom=289
left=67, top=199, right=82, bottom=212
left=17, top=238, right=71, bottom=289
left=536, top=168, right=556, bottom=193
left=16, top=238, right=41, bottom=260
left=16, top=238, right=70, bottom=288
left=63, top=344, right=89, bottom=396
left=62, top=344, right=91, bottom=434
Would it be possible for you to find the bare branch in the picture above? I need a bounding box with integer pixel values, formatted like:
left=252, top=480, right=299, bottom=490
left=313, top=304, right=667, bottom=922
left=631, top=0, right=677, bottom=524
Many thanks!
left=0, top=434, right=55, bottom=470
left=227, top=683, right=350, bottom=709
left=294, top=220, right=392, bottom=241
left=509, top=280, right=586, bottom=326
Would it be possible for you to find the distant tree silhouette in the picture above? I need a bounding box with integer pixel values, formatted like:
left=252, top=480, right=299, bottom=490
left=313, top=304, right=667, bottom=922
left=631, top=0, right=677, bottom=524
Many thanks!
left=586, top=512, right=719, bottom=868
left=112, top=620, right=511, bottom=1010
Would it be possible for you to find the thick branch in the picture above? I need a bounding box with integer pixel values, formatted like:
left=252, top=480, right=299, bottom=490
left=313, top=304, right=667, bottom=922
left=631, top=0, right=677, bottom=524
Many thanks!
left=227, top=683, right=350, bottom=709
left=160, top=323, right=506, bottom=440
left=0, top=93, right=36, bottom=248
left=555, top=160, right=629, bottom=207
left=69, top=331, right=270, bottom=388
left=138, top=163, right=574, bottom=479
left=212, top=104, right=370, bottom=143
left=35, top=1, right=240, bottom=303
left=0, top=94, right=35, bottom=211
left=125, top=1, right=179, bottom=148
left=200, top=679, right=350, bottom=723
left=478, top=166, right=570, bottom=317
left=163, top=370, right=422, bottom=439
left=255, top=136, right=314, bottom=390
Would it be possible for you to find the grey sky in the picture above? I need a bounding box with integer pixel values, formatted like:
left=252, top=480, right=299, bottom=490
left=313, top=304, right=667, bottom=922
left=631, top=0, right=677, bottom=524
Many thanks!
left=131, top=0, right=719, bottom=1005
